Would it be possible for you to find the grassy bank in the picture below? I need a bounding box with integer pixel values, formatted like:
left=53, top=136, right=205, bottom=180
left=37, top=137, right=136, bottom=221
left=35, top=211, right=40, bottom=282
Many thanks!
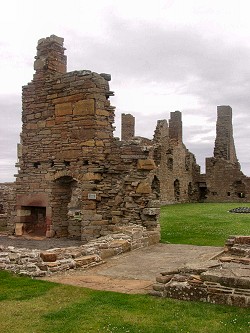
left=160, top=202, right=250, bottom=246
left=0, top=271, right=249, bottom=333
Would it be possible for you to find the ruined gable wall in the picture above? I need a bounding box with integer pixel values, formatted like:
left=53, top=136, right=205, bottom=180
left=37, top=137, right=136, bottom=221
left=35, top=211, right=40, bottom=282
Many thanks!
left=14, top=35, right=160, bottom=242
left=153, top=112, right=200, bottom=204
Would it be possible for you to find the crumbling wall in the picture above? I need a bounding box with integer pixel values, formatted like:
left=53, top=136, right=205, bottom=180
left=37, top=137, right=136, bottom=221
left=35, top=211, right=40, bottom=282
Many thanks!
left=151, top=236, right=250, bottom=308
left=153, top=112, right=200, bottom=204
left=121, top=113, right=135, bottom=140
left=205, top=106, right=250, bottom=202
left=0, top=183, right=15, bottom=229
left=13, top=35, right=160, bottom=242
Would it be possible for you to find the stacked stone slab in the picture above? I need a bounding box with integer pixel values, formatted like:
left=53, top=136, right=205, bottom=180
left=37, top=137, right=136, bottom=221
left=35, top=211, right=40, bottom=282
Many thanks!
left=151, top=236, right=250, bottom=308
left=121, top=113, right=135, bottom=140
left=13, top=35, right=160, bottom=242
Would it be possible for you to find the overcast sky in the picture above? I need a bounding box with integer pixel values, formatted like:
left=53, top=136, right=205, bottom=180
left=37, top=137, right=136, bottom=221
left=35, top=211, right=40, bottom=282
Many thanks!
left=1, top=0, right=250, bottom=182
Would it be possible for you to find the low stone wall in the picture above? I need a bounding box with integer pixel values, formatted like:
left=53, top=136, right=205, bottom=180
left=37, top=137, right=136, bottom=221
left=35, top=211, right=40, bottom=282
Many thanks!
left=151, top=236, right=250, bottom=308
left=0, top=225, right=160, bottom=277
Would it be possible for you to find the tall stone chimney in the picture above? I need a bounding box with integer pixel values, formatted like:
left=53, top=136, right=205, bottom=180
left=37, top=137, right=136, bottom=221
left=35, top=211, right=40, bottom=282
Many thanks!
left=121, top=113, right=135, bottom=140
left=33, top=35, right=67, bottom=80
left=169, top=111, right=182, bottom=142
left=213, top=105, right=238, bottom=164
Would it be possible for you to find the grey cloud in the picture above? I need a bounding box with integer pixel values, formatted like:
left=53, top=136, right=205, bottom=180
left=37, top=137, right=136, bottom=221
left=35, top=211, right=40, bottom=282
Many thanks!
left=0, top=95, right=21, bottom=181
left=2, top=15, right=250, bottom=180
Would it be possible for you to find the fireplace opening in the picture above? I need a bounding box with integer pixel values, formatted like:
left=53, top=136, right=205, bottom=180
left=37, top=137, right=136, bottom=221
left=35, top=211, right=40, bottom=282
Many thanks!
left=22, top=206, right=47, bottom=236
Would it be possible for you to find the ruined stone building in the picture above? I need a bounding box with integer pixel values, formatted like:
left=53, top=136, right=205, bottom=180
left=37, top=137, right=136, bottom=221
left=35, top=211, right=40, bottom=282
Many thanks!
left=203, top=105, right=250, bottom=202
left=11, top=35, right=161, bottom=241
left=121, top=111, right=201, bottom=204
left=1, top=35, right=250, bottom=238
left=121, top=105, right=250, bottom=204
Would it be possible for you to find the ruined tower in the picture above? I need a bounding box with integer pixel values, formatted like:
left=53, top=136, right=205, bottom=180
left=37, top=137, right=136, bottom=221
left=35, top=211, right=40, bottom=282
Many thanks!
left=169, top=111, right=182, bottom=142
left=13, top=35, right=160, bottom=243
left=121, top=113, right=135, bottom=140
left=213, top=105, right=238, bottom=164
left=204, top=105, right=250, bottom=202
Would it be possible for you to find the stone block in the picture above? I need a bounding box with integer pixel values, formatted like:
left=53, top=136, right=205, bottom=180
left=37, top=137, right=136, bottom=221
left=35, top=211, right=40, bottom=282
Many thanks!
left=17, top=209, right=31, bottom=217
left=55, top=102, right=72, bottom=116
left=82, top=140, right=95, bottom=147
left=100, top=248, right=116, bottom=259
left=74, top=255, right=100, bottom=267
left=136, top=182, right=151, bottom=194
left=96, top=109, right=109, bottom=116
left=15, top=223, right=24, bottom=236
left=153, top=283, right=165, bottom=291
left=73, top=99, right=95, bottom=116
left=137, top=159, right=156, bottom=170
left=82, top=172, right=102, bottom=181
left=40, top=252, right=57, bottom=262
left=109, top=240, right=131, bottom=252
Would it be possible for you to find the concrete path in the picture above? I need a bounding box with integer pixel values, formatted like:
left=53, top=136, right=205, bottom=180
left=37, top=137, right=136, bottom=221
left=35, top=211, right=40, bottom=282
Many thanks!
left=41, top=243, right=223, bottom=294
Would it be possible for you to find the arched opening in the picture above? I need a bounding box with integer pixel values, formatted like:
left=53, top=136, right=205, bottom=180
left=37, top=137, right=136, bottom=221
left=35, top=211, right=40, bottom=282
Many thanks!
left=51, top=176, right=78, bottom=237
left=152, top=176, right=160, bottom=199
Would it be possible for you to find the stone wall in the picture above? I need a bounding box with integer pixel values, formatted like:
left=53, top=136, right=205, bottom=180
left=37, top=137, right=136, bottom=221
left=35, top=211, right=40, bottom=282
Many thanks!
left=151, top=236, right=250, bottom=307
left=13, top=35, right=160, bottom=242
left=0, top=224, right=159, bottom=277
left=204, top=106, right=250, bottom=202
left=214, top=106, right=238, bottom=163
left=0, top=183, right=15, bottom=229
left=121, top=113, right=135, bottom=140
left=153, top=113, right=200, bottom=204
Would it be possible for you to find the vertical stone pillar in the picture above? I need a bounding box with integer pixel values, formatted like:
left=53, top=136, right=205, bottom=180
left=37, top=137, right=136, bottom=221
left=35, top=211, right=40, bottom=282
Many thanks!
left=169, top=111, right=182, bottom=142
left=33, top=35, right=67, bottom=80
left=214, top=105, right=238, bottom=163
left=121, top=113, right=135, bottom=140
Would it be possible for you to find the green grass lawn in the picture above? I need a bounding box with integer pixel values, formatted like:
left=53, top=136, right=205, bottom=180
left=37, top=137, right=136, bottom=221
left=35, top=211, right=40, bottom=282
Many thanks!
left=1, top=203, right=250, bottom=332
left=0, top=270, right=249, bottom=333
left=160, top=202, right=250, bottom=246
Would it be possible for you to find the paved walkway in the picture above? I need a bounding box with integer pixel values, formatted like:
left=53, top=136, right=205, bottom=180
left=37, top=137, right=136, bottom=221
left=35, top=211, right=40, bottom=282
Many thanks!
left=41, top=243, right=223, bottom=294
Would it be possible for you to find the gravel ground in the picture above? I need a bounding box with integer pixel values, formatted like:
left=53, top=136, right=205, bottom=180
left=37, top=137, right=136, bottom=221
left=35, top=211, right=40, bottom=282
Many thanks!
left=0, top=233, right=83, bottom=250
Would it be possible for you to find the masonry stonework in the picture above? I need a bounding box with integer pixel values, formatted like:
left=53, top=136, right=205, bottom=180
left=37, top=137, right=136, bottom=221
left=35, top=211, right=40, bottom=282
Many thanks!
left=1, top=36, right=250, bottom=241
left=204, top=106, right=250, bottom=202
left=0, top=183, right=15, bottom=229
left=12, top=35, right=160, bottom=242
left=121, top=113, right=135, bottom=141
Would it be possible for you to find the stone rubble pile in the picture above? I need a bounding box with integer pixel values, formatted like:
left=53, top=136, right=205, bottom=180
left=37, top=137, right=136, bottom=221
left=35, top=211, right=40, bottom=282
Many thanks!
left=151, top=236, right=250, bottom=307
left=0, top=225, right=159, bottom=277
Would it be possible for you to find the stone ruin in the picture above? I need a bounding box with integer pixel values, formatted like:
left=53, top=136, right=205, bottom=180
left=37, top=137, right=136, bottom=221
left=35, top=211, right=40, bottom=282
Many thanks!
left=11, top=35, right=160, bottom=242
left=204, top=105, right=250, bottom=202
left=151, top=236, right=250, bottom=308
left=0, top=35, right=250, bottom=308
left=0, top=34, right=250, bottom=238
